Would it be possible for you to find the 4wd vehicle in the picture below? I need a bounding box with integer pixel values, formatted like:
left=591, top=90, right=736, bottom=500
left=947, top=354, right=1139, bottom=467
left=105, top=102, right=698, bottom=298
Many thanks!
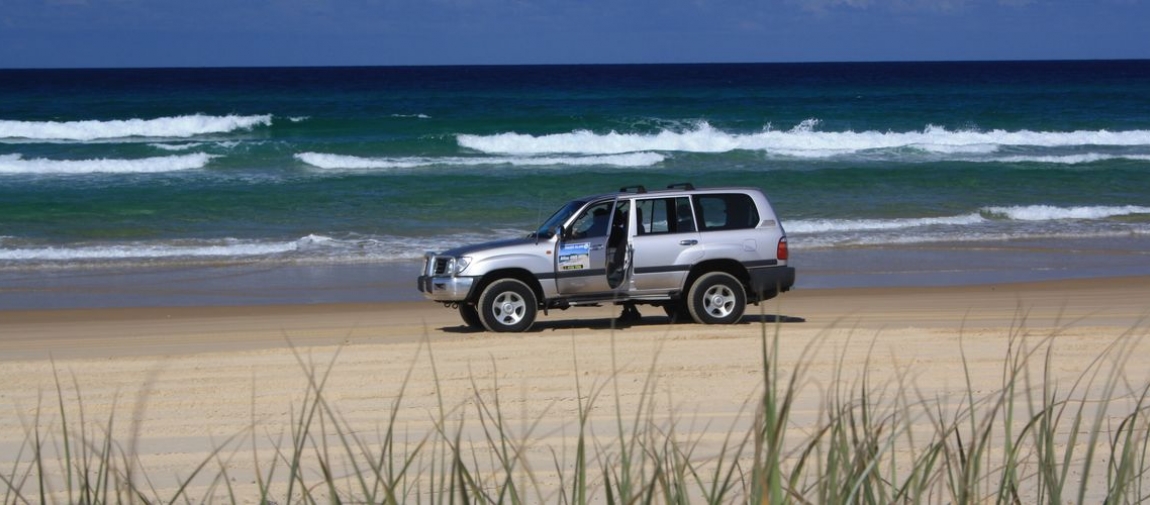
left=418, top=183, right=795, bottom=332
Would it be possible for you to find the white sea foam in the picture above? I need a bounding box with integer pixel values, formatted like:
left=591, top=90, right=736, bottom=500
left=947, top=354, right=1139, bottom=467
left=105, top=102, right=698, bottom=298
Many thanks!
left=982, top=205, right=1150, bottom=221
left=456, top=121, right=1150, bottom=158
left=0, top=232, right=517, bottom=264
left=788, top=204, right=1150, bottom=236
left=0, top=239, right=297, bottom=262
left=0, top=153, right=214, bottom=174
left=0, top=114, right=272, bottom=141
left=149, top=140, right=243, bottom=152
left=458, top=123, right=738, bottom=155
left=990, top=153, right=1150, bottom=164
left=4, top=211, right=1148, bottom=266
left=149, top=142, right=206, bottom=151
left=786, top=214, right=988, bottom=234
left=295, top=151, right=665, bottom=169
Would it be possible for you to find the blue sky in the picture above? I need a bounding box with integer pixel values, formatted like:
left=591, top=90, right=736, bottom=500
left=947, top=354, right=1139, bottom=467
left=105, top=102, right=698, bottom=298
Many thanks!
left=1, top=0, right=1147, bottom=68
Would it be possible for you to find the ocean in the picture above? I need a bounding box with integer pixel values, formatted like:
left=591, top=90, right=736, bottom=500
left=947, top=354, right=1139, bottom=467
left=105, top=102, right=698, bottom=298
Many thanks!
left=2, top=61, right=1149, bottom=309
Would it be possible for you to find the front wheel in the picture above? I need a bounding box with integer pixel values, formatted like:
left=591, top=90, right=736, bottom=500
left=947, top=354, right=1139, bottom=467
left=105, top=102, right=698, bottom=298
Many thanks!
left=477, top=279, right=538, bottom=332
left=687, top=272, right=746, bottom=324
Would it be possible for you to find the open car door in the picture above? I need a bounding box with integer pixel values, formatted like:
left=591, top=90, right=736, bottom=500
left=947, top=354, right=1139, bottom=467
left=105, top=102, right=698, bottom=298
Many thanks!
left=555, top=198, right=631, bottom=295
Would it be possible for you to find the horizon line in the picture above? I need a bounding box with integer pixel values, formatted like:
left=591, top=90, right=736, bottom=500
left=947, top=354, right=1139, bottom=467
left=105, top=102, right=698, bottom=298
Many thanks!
left=3, top=57, right=1149, bottom=72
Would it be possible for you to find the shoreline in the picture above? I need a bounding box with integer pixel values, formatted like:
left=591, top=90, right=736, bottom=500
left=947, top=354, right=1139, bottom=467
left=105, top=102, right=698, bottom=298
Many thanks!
left=4, top=274, right=1148, bottom=361
left=3, top=236, right=1149, bottom=311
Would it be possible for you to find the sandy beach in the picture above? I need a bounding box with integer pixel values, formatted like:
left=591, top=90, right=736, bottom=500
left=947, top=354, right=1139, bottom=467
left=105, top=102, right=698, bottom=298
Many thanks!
left=3, top=276, right=1149, bottom=502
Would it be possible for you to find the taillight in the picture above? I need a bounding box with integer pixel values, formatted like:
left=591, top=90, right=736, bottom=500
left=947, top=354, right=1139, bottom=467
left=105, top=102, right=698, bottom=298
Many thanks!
left=777, top=237, right=789, bottom=261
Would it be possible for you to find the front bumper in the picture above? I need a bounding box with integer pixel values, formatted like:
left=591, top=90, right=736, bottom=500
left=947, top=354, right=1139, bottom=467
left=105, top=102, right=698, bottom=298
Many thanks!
left=417, top=274, right=477, bottom=301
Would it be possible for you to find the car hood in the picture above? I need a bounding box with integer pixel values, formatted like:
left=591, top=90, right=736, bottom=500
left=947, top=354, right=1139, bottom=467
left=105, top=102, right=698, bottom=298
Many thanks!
left=440, top=237, right=538, bottom=257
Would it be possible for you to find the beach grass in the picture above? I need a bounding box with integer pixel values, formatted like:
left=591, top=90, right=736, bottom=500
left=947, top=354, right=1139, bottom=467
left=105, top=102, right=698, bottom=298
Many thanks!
left=3, top=311, right=1149, bottom=504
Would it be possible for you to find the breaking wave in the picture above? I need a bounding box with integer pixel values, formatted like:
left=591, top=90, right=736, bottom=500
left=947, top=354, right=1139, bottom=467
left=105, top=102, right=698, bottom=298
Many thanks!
left=0, top=233, right=511, bottom=265
left=789, top=204, right=1150, bottom=235
left=982, top=204, right=1150, bottom=221
left=0, top=239, right=299, bottom=262
left=0, top=114, right=273, bottom=141
left=456, top=121, right=1150, bottom=160
left=295, top=151, right=665, bottom=169
left=786, top=204, right=1150, bottom=248
left=989, top=153, right=1150, bottom=164
left=786, top=214, right=987, bottom=234
left=0, top=153, right=215, bottom=174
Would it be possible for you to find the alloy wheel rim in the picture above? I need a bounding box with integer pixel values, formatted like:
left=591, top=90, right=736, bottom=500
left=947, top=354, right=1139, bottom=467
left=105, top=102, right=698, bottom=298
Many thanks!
left=703, top=285, right=734, bottom=317
left=493, top=292, right=525, bottom=325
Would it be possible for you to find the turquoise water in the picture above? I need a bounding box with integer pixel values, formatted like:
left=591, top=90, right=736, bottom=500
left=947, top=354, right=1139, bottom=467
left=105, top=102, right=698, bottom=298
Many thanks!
left=2, top=61, right=1149, bottom=304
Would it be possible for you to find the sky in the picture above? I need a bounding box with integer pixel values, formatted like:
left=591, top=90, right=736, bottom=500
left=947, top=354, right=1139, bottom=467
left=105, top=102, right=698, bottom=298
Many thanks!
left=0, top=0, right=1147, bottom=68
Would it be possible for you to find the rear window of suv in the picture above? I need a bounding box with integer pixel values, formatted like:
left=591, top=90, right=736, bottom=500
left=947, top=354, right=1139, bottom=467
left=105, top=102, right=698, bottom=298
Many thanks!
left=696, top=193, right=760, bottom=231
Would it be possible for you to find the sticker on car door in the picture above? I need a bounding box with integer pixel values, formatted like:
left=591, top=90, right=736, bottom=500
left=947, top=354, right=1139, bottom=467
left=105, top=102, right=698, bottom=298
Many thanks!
left=558, top=242, right=591, bottom=271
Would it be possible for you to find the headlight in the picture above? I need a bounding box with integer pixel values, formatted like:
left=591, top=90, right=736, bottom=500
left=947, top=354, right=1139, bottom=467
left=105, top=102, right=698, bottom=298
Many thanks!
left=453, top=256, right=472, bottom=274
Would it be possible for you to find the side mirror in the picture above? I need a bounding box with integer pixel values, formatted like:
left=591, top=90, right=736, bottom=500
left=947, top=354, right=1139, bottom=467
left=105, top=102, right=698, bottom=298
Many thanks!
left=534, top=224, right=564, bottom=243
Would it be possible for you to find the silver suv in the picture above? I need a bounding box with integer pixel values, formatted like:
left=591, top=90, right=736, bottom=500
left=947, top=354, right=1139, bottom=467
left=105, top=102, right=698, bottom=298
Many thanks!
left=418, top=183, right=795, bottom=332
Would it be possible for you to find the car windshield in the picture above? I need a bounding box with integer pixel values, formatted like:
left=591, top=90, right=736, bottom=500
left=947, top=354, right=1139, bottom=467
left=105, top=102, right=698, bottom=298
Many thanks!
left=531, top=200, right=586, bottom=239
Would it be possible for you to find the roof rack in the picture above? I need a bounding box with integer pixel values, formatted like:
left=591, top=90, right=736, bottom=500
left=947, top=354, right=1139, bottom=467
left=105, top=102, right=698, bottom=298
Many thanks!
left=666, top=182, right=695, bottom=190
left=619, top=185, right=647, bottom=194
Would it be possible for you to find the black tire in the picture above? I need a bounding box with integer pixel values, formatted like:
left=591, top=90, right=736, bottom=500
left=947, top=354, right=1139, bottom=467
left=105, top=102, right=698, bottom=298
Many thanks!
left=458, top=304, right=483, bottom=329
left=477, top=279, right=538, bottom=332
left=687, top=272, right=746, bottom=324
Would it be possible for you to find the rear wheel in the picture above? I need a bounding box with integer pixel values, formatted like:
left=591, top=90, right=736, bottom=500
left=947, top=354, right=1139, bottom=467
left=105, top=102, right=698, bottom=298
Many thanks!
left=458, top=304, right=483, bottom=329
left=687, top=272, right=746, bottom=324
left=477, top=279, right=538, bottom=332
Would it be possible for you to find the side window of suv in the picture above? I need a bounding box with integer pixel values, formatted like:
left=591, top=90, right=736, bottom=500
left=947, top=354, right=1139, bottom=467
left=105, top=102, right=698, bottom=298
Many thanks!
left=569, top=201, right=615, bottom=239
left=695, top=193, right=760, bottom=231
left=636, top=197, right=696, bottom=235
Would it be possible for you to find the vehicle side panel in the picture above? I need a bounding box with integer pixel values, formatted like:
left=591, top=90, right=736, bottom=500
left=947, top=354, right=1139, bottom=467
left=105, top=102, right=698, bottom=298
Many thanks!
left=630, top=233, right=701, bottom=292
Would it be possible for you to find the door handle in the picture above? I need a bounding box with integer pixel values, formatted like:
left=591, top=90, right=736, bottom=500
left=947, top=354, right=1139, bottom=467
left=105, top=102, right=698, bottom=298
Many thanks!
left=590, top=244, right=604, bottom=250
left=679, top=239, right=698, bottom=246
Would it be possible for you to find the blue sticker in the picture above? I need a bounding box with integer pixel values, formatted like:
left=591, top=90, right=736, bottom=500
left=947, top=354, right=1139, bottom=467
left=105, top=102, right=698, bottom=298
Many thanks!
left=558, top=242, right=591, bottom=271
